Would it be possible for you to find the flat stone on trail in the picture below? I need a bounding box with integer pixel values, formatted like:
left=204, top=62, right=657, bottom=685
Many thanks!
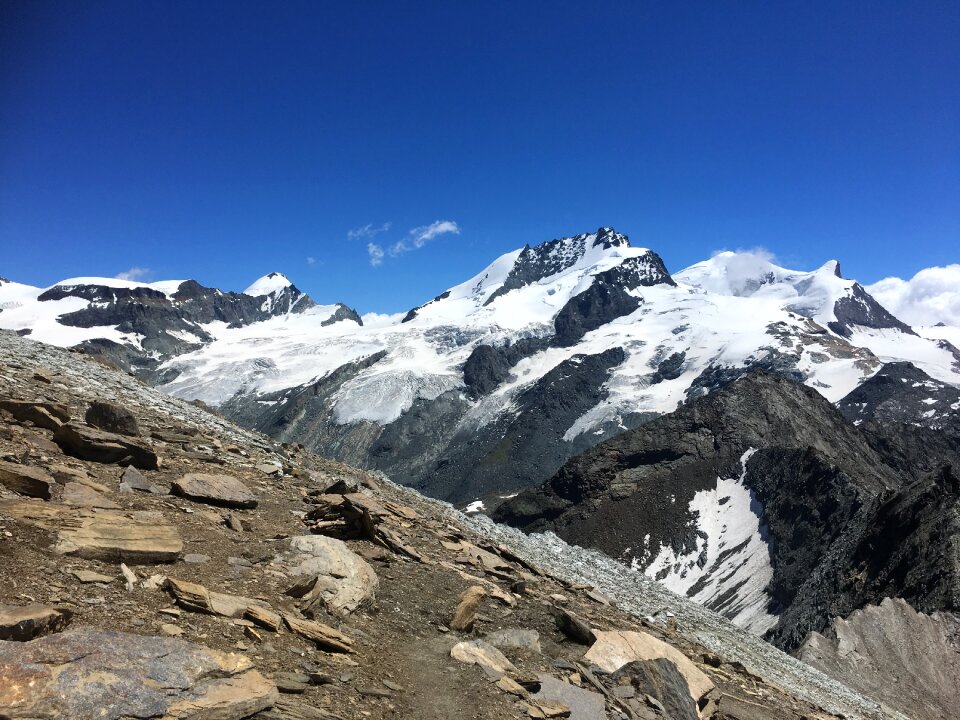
left=53, top=423, right=159, bottom=470
left=0, top=461, right=56, bottom=499
left=450, top=639, right=516, bottom=677
left=0, top=604, right=72, bottom=641
left=583, top=630, right=714, bottom=703
left=70, top=569, right=115, bottom=584
left=0, top=628, right=277, bottom=720
left=55, top=510, right=183, bottom=563
left=281, top=535, right=378, bottom=616
left=172, top=473, right=258, bottom=508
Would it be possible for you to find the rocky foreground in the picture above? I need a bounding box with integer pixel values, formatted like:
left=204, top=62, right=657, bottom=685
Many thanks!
left=0, top=330, right=910, bottom=720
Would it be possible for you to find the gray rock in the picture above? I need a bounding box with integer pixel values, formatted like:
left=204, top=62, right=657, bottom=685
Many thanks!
left=85, top=401, right=140, bottom=437
left=533, top=674, right=606, bottom=720
left=484, top=628, right=541, bottom=653
left=608, top=659, right=699, bottom=720
left=281, top=535, right=378, bottom=616
left=172, top=473, right=257, bottom=509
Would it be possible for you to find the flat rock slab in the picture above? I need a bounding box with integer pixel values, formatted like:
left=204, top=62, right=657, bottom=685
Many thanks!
left=0, top=605, right=72, bottom=641
left=609, top=659, right=700, bottom=720
left=533, top=675, right=605, bottom=720
left=0, top=400, right=69, bottom=431
left=0, top=461, right=56, bottom=500
left=449, top=639, right=516, bottom=677
left=282, top=535, right=378, bottom=616
left=167, top=577, right=271, bottom=619
left=0, top=628, right=277, bottom=720
left=584, top=630, right=714, bottom=703
left=62, top=482, right=119, bottom=509
left=53, top=423, right=158, bottom=470
left=119, top=466, right=167, bottom=495
left=283, top=614, right=354, bottom=653
left=55, top=510, right=183, bottom=563
left=172, top=473, right=257, bottom=509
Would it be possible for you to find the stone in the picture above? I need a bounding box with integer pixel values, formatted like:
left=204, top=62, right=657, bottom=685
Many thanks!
left=485, top=628, right=541, bottom=653
left=0, top=604, right=72, bottom=641
left=172, top=472, right=257, bottom=509
left=55, top=510, right=183, bottom=563
left=167, top=577, right=269, bottom=618
left=245, top=605, right=283, bottom=632
left=608, top=659, right=699, bottom=720
left=53, top=423, right=158, bottom=470
left=275, top=672, right=311, bottom=694
left=120, top=562, right=137, bottom=591
left=0, top=628, right=277, bottom=720
left=183, top=553, right=211, bottom=564
left=226, top=512, right=246, bottom=532
left=449, top=639, right=516, bottom=677
left=281, top=535, right=378, bottom=616
left=553, top=606, right=595, bottom=645
left=0, top=461, right=56, bottom=499
left=160, top=622, right=184, bottom=636
left=0, top=399, right=69, bottom=431
left=526, top=700, right=571, bottom=718
left=62, top=481, right=120, bottom=509
left=32, top=369, right=54, bottom=384
left=85, top=400, right=140, bottom=436
left=70, top=569, right=114, bottom=584
left=257, top=462, right=283, bottom=476
left=531, top=675, right=606, bottom=720
left=449, top=585, right=486, bottom=632
left=257, top=697, right=346, bottom=720
left=283, top=614, right=354, bottom=653
left=119, top=465, right=167, bottom=495
left=583, top=630, right=714, bottom=702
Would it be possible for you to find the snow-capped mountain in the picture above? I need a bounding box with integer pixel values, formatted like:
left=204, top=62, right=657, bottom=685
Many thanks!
left=2, top=228, right=958, bottom=507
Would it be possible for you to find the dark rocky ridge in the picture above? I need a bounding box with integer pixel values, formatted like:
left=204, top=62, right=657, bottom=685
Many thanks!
left=494, top=371, right=960, bottom=650
left=827, top=282, right=916, bottom=337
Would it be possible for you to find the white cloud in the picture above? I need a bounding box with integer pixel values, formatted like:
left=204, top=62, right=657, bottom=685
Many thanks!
left=348, top=222, right=392, bottom=241
left=367, top=243, right=385, bottom=267
left=306, top=256, right=317, bottom=265
left=409, top=219, right=460, bottom=248
left=115, top=266, right=151, bottom=281
left=866, top=264, right=960, bottom=327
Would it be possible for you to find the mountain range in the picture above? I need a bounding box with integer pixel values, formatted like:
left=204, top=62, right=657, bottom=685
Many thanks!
left=3, top=227, right=960, bottom=661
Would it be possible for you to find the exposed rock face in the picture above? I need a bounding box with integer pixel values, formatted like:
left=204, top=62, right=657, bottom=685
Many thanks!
left=54, top=510, right=184, bottom=563
left=838, top=361, right=960, bottom=437
left=798, top=598, right=960, bottom=720
left=495, top=371, right=960, bottom=648
left=0, top=400, right=69, bottom=431
left=0, top=628, right=277, bottom=720
left=828, top=283, right=916, bottom=337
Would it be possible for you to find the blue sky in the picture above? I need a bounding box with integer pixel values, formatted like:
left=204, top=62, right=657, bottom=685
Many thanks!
left=1, top=1, right=957, bottom=313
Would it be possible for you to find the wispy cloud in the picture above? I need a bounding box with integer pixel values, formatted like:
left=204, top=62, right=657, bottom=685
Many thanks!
left=367, top=243, right=385, bottom=267
left=306, top=256, right=317, bottom=265
left=387, top=220, right=461, bottom=258
left=348, top=222, right=392, bottom=241
left=115, top=266, right=151, bottom=281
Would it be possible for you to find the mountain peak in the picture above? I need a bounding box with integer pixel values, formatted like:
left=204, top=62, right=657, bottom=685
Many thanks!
left=244, top=272, right=293, bottom=296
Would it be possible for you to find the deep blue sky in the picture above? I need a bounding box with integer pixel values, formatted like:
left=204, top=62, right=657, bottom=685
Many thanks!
left=1, top=1, right=957, bottom=312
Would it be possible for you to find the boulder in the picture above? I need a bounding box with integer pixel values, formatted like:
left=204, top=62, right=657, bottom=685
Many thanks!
left=0, top=628, right=277, bottom=720
left=55, top=510, right=183, bottom=563
left=281, top=535, right=378, bottom=616
left=0, top=399, right=69, bottom=431
left=0, top=605, right=72, bottom=641
left=84, top=400, right=140, bottom=436
left=583, top=630, right=714, bottom=702
left=53, top=423, right=158, bottom=470
left=608, top=659, right=700, bottom=720
left=172, top=473, right=257, bottom=509
left=485, top=628, right=541, bottom=654
left=0, top=461, right=56, bottom=499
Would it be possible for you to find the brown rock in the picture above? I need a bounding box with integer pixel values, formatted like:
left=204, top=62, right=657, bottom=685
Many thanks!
left=85, top=400, right=140, bottom=436
left=0, top=461, right=56, bottom=499
left=167, top=577, right=270, bottom=618
left=450, top=585, right=486, bottom=632
left=245, top=605, right=283, bottom=632
left=55, top=510, right=183, bottom=563
left=0, top=604, right=72, bottom=641
left=70, top=569, right=114, bottom=584
left=283, top=614, right=354, bottom=653
left=172, top=473, right=258, bottom=509
left=449, top=639, right=516, bottom=677
left=0, top=399, right=69, bottom=431
left=553, top=605, right=595, bottom=645
left=53, top=423, right=159, bottom=470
